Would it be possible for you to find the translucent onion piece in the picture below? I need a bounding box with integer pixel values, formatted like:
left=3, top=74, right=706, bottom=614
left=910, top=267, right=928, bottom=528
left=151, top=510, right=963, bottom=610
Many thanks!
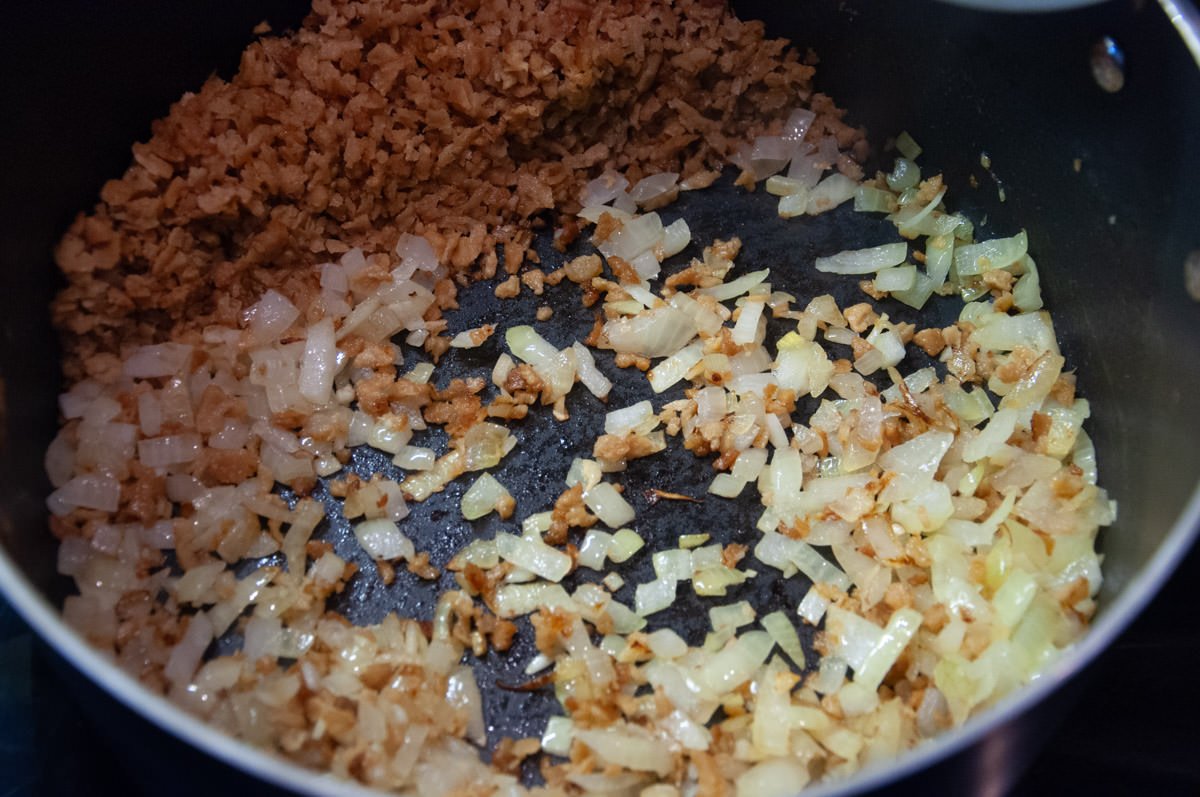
left=164, top=611, right=213, bottom=685
left=494, top=583, right=576, bottom=618
left=123, top=343, right=194, bottom=379
left=243, top=290, right=299, bottom=344
left=460, top=473, right=513, bottom=520
left=574, top=725, right=674, bottom=777
left=604, top=401, right=657, bottom=435
left=854, top=608, right=922, bottom=690
left=815, top=242, right=908, bottom=275
left=495, top=532, right=571, bottom=582
left=634, top=578, right=676, bottom=616
left=607, top=528, right=644, bottom=563
left=761, top=610, right=806, bottom=669
left=505, top=325, right=576, bottom=398
left=582, top=482, right=636, bottom=527
left=886, top=158, right=921, bottom=192
left=628, top=172, right=679, bottom=205
left=873, top=265, right=916, bottom=292
left=580, top=171, right=630, bottom=207
left=797, top=586, right=830, bottom=626
left=577, top=529, right=613, bottom=570
left=736, top=758, right=811, bottom=797
left=541, top=716, right=575, bottom=757
left=393, top=233, right=440, bottom=278
left=572, top=342, right=612, bottom=399
left=298, top=318, right=337, bottom=404
left=647, top=341, right=704, bottom=393
left=782, top=107, right=816, bottom=142
left=48, top=473, right=122, bottom=514
left=954, top=230, right=1028, bottom=276
left=652, top=549, right=693, bottom=582
left=603, top=305, right=697, bottom=358
left=806, top=173, right=859, bottom=214
left=697, top=630, right=773, bottom=694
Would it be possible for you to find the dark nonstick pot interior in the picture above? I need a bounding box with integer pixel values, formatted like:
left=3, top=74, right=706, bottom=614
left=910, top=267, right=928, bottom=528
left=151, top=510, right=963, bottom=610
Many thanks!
left=0, top=1, right=1197, bottom=795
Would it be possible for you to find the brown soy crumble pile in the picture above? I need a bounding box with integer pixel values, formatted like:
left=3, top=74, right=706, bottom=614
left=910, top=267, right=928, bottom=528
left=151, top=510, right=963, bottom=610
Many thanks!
left=53, top=0, right=863, bottom=381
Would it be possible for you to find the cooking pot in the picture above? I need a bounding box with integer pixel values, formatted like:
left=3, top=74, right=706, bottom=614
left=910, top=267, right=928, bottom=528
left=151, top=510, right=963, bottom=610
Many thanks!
left=0, top=0, right=1197, bottom=794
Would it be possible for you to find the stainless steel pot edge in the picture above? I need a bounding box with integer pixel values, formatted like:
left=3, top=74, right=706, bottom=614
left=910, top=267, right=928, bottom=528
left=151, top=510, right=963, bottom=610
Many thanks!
left=2, top=0, right=1198, bottom=790
left=1158, top=0, right=1200, bottom=67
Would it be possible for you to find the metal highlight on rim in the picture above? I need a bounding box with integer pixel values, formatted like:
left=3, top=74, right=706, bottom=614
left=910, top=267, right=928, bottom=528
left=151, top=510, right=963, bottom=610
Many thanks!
left=1159, top=0, right=1200, bottom=68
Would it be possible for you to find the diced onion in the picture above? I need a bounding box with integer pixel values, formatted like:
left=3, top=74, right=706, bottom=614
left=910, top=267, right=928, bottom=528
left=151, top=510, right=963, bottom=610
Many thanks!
left=806, top=173, right=858, bottom=214
left=628, top=172, right=679, bottom=205
left=506, top=325, right=576, bottom=398
left=886, top=158, right=921, bottom=192
left=783, top=107, right=816, bottom=141
left=699, top=269, right=770, bottom=302
left=635, top=578, right=676, bottom=615
left=572, top=342, right=612, bottom=399
left=652, top=549, right=693, bottom=582
left=605, top=401, right=657, bottom=435
left=602, top=572, right=625, bottom=592
left=854, top=608, right=922, bottom=690
left=445, top=665, right=487, bottom=745
left=580, top=171, right=630, bottom=207
left=815, top=242, right=908, bottom=275
left=797, top=586, right=830, bottom=626
left=607, top=529, right=644, bottom=563
left=647, top=341, right=704, bottom=393
left=298, top=318, right=337, bottom=404
left=953, top=230, right=1028, bottom=276
left=697, top=630, right=773, bottom=693
left=448, top=539, right=499, bottom=571
left=243, top=290, right=300, bottom=344
left=393, top=233, right=440, bottom=278
left=394, top=446, right=437, bottom=470
left=574, top=725, right=673, bottom=776
left=48, top=473, right=122, bottom=514
left=873, top=265, right=916, bottom=292
left=761, top=610, right=806, bottom=669
left=164, top=611, right=213, bottom=684
left=646, top=628, right=688, bottom=659
left=461, top=473, right=513, bottom=520
left=582, top=482, right=636, bottom=527
left=123, top=343, right=194, bottom=379
left=494, top=583, right=576, bottom=618
left=736, top=758, right=811, bottom=797
left=577, top=530, right=613, bottom=570
left=137, top=433, right=203, bottom=467
left=962, top=409, right=1018, bottom=462
left=495, top=532, right=572, bottom=582
left=603, top=306, right=696, bottom=358
left=354, top=519, right=415, bottom=561
left=541, top=716, right=575, bottom=757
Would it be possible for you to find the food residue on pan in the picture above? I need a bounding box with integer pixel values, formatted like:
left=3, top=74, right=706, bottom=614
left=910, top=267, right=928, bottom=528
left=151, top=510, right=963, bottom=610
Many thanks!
left=44, top=1, right=1114, bottom=794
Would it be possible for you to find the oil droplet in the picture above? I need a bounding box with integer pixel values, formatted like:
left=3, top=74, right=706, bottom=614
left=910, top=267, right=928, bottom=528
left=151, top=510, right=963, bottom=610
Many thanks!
left=1091, top=36, right=1125, bottom=93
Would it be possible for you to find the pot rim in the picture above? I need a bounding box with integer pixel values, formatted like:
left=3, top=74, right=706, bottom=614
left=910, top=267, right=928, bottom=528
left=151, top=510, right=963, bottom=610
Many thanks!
left=3, top=0, right=1199, bottom=789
